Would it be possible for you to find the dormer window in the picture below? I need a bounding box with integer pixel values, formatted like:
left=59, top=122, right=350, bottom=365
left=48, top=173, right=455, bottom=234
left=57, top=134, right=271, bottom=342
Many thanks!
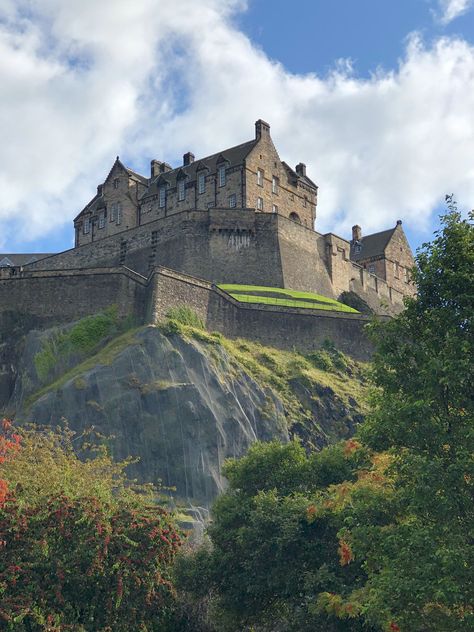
left=218, top=165, right=226, bottom=187
left=198, top=173, right=206, bottom=194
left=355, top=244, right=362, bottom=254
left=159, top=185, right=166, bottom=208
left=98, top=211, right=105, bottom=229
left=257, top=169, right=263, bottom=187
left=83, top=218, right=91, bottom=234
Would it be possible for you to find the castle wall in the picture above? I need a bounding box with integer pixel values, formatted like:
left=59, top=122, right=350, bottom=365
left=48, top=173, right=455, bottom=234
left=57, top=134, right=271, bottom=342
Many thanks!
left=0, top=267, right=147, bottom=327
left=147, top=267, right=375, bottom=361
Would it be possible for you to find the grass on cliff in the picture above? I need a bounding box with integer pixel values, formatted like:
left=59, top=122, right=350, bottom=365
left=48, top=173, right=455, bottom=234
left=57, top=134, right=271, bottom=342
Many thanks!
left=218, top=284, right=359, bottom=313
left=26, top=327, right=142, bottom=410
left=158, top=312, right=370, bottom=432
left=34, top=306, right=135, bottom=384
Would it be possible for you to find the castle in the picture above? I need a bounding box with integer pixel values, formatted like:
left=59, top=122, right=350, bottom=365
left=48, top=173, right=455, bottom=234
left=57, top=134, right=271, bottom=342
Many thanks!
left=0, top=120, right=415, bottom=373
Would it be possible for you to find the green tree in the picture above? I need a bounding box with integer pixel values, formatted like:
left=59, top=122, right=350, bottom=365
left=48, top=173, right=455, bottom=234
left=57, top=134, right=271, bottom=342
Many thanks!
left=0, top=424, right=184, bottom=631
left=176, top=439, right=379, bottom=631
left=341, top=209, right=474, bottom=631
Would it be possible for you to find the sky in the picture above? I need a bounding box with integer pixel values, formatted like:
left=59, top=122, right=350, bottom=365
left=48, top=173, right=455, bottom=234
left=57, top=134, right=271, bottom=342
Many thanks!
left=0, top=0, right=473, bottom=254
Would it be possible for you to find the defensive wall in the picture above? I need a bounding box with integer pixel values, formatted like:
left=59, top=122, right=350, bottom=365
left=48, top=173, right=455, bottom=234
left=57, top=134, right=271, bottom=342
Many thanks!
left=0, top=264, right=379, bottom=361
left=26, top=208, right=406, bottom=316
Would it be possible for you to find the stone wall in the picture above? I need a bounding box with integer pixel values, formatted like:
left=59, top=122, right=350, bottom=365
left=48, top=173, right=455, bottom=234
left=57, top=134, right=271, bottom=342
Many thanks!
left=147, top=267, right=376, bottom=361
left=0, top=267, right=147, bottom=328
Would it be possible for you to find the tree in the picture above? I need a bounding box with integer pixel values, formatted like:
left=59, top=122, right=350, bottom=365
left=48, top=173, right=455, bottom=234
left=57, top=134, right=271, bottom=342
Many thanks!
left=0, top=424, right=183, bottom=631
left=176, top=439, right=380, bottom=631
left=338, top=209, right=474, bottom=631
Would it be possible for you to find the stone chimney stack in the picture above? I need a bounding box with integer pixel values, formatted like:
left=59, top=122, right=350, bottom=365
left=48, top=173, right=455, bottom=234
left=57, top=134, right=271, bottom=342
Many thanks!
left=352, top=225, right=362, bottom=242
left=151, top=160, right=162, bottom=178
left=295, top=163, right=306, bottom=177
left=255, top=119, right=271, bottom=140
left=183, top=152, right=195, bottom=166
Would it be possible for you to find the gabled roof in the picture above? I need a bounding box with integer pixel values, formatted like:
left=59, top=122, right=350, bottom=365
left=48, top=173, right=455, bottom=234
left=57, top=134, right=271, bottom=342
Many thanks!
left=141, top=139, right=257, bottom=197
left=0, top=253, right=52, bottom=267
left=281, top=162, right=318, bottom=191
left=351, top=227, right=397, bottom=261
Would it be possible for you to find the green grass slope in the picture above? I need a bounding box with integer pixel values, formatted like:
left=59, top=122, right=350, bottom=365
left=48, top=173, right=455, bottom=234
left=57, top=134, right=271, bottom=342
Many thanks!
left=218, top=284, right=359, bottom=313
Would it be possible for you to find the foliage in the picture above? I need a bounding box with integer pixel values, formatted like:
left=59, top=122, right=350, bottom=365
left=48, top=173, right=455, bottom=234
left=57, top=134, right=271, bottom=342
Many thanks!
left=342, top=209, right=474, bottom=631
left=165, top=306, right=205, bottom=329
left=33, top=306, right=129, bottom=383
left=176, top=440, right=378, bottom=632
left=0, top=423, right=184, bottom=631
left=218, top=284, right=359, bottom=313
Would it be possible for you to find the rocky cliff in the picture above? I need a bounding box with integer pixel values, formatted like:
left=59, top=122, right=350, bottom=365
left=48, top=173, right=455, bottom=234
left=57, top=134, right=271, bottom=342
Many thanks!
left=3, top=311, right=369, bottom=512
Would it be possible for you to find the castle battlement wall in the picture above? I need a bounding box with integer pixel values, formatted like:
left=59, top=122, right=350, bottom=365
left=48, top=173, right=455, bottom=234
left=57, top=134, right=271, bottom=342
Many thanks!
left=25, top=208, right=406, bottom=315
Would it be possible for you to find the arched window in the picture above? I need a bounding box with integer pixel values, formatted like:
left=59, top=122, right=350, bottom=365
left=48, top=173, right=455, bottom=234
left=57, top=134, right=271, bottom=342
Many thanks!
left=289, top=212, right=301, bottom=223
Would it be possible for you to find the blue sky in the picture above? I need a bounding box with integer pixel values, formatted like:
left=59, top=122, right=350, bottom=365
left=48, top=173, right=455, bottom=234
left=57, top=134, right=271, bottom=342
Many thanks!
left=0, top=0, right=473, bottom=255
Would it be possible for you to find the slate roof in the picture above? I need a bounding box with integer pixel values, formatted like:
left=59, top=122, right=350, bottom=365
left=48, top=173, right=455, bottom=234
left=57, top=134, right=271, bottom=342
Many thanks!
left=142, top=139, right=257, bottom=197
left=350, top=227, right=396, bottom=262
left=0, top=253, right=52, bottom=267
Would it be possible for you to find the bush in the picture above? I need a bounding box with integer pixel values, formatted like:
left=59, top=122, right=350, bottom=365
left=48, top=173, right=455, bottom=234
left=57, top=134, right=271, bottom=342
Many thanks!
left=165, top=306, right=205, bottom=329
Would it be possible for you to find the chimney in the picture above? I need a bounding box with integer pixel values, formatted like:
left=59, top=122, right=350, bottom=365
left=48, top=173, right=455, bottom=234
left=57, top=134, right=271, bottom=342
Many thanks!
left=183, top=152, right=195, bottom=166
left=352, top=225, right=362, bottom=242
left=151, top=159, right=162, bottom=178
left=295, top=163, right=306, bottom=177
left=255, top=119, right=271, bottom=140
left=160, top=162, right=172, bottom=173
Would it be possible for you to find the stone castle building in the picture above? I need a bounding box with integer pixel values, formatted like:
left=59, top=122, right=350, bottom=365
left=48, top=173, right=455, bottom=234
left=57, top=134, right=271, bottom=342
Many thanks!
left=0, top=119, right=416, bottom=381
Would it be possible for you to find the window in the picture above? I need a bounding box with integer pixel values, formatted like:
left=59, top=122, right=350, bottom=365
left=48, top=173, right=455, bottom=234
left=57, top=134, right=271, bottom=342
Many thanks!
left=110, top=202, right=117, bottom=222
left=229, top=194, right=236, bottom=208
left=303, top=195, right=308, bottom=208
left=178, top=179, right=185, bottom=201
left=272, top=204, right=278, bottom=213
left=113, top=178, right=120, bottom=189
left=116, top=202, right=122, bottom=225
left=394, top=262, right=399, bottom=278
left=272, top=176, right=279, bottom=194
left=218, top=165, right=226, bottom=187
left=198, top=173, right=206, bottom=194
left=257, top=169, right=263, bottom=186
left=257, top=197, right=263, bottom=210
left=355, top=244, right=362, bottom=253
left=159, top=186, right=166, bottom=208
left=83, top=218, right=90, bottom=234
left=98, top=211, right=105, bottom=229
left=404, top=268, right=409, bottom=283
left=368, top=264, right=375, bottom=274
left=289, top=212, right=301, bottom=223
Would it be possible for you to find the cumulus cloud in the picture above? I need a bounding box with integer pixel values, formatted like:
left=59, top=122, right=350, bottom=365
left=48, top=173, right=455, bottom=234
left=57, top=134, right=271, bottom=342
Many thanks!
left=1, top=0, right=474, bottom=250
left=438, top=0, right=473, bottom=24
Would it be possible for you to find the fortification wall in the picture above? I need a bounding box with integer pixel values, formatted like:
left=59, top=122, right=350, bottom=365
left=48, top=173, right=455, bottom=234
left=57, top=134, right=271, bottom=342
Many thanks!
left=147, top=267, right=375, bottom=361
left=0, top=267, right=147, bottom=328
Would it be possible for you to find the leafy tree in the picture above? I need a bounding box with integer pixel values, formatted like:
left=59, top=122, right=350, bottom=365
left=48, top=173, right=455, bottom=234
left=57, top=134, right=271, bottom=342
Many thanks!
left=333, top=209, right=474, bottom=631
left=176, top=439, right=379, bottom=631
left=0, top=424, right=184, bottom=631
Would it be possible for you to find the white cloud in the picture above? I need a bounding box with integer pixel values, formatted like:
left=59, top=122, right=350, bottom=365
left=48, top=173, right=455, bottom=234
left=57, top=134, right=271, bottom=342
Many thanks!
left=1, top=0, right=474, bottom=250
left=438, top=0, right=473, bottom=24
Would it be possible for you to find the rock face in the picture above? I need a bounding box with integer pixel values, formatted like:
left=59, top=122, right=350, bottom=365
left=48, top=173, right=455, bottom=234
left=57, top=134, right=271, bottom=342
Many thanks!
left=5, top=321, right=368, bottom=511
left=9, top=327, right=288, bottom=509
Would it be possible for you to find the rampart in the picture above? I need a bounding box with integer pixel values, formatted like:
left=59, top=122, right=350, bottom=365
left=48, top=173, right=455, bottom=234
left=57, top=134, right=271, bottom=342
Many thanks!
left=0, top=264, right=376, bottom=361
left=26, top=209, right=406, bottom=316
